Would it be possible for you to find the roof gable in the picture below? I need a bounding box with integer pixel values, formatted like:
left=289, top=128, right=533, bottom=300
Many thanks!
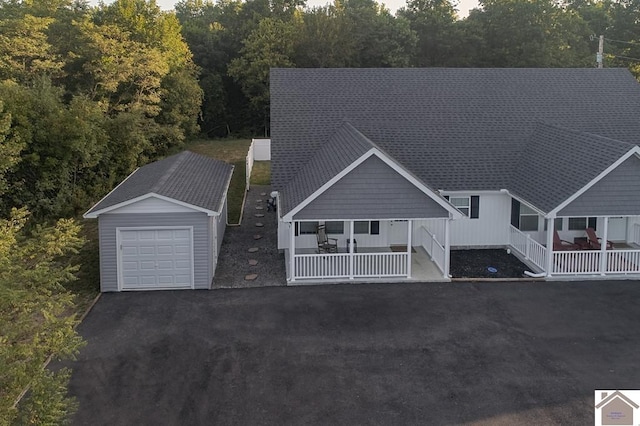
left=84, top=151, right=234, bottom=218
left=281, top=123, right=460, bottom=221
left=508, top=123, right=633, bottom=214
left=271, top=68, right=640, bottom=194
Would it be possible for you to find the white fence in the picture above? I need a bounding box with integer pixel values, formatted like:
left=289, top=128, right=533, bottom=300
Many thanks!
left=508, top=225, right=547, bottom=271
left=552, top=251, right=601, bottom=274
left=293, top=252, right=407, bottom=280
left=419, top=226, right=445, bottom=274
left=245, top=138, right=271, bottom=191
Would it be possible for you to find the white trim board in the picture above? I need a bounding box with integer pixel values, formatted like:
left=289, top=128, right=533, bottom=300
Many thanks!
left=84, top=193, right=220, bottom=218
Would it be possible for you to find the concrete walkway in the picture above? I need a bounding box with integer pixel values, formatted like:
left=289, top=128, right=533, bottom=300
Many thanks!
left=212, top=185, right=286, bottom=289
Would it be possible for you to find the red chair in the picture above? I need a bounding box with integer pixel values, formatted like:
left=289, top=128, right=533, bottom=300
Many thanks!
left=586, top=228, right=613, bottom=250
left=553, top=230, right=581, bottom=251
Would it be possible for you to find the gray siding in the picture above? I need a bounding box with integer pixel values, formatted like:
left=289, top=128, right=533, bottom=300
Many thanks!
left=559, top=155, right=640, bottom=216
left=293, top=155, right=448, bottom=220
left=98, top=212, right=212, bottom=291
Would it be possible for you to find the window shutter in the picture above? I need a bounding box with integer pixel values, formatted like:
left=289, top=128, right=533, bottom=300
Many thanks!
left=588, top=217, right=597, bottom=230
left=511, top=199, right=520, bottom=228
left=294, top=222, right=299, bottom=236
left=470, top=196, right=480, bottom=219
left=444, top=195, right=450, bottom=201
left=370, top=221, right=380, bottom=235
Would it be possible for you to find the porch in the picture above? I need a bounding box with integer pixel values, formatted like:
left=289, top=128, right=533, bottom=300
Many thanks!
left=509, top=222, right=640, bottom=277
left=285, top=219, right=451, bottom=283
left=286, top=245, right=445, bottom=283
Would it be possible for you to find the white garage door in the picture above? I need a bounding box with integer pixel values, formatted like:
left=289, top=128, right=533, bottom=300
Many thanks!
left=118, top=228, right=193, bottom=290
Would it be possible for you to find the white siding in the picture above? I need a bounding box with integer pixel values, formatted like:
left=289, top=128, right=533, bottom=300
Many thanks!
left=107, top=196, right=199, bottom=214
left=448, top=192, right=511, bottom=247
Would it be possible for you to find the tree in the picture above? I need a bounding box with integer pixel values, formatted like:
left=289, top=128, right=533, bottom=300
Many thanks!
left=464, top=0, right=592, bottom=67
left=398, top=0, right=462, bottom=66
left=0, top=208, right=85, bottom=425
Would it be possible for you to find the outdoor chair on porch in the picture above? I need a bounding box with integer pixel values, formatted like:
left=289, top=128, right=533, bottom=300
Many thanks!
left=316, top=225, right=338, bottom=253
left=586, top=228, right=614, bottom=250
left=553, top=230, right=581, bottom=251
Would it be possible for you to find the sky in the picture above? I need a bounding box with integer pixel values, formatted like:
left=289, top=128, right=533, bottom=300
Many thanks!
left=146, top=0, right=480, bottom=18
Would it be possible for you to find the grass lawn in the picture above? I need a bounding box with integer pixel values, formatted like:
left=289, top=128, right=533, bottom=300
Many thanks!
left=186, top=138, right=270, bottom=223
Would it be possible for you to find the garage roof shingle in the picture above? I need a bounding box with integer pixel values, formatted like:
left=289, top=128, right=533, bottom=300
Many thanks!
left=86, top=151, right=234, bottom=215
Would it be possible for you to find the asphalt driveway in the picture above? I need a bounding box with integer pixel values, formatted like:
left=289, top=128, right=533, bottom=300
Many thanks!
left=68, top=281, right=640, bottom=425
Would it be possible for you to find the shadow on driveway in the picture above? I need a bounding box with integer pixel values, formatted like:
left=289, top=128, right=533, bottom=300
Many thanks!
left=67, top=281, right=640, bottom=425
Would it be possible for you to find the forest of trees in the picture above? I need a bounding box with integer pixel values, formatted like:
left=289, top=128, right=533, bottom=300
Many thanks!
left=1, top=0, right=640, bottom=422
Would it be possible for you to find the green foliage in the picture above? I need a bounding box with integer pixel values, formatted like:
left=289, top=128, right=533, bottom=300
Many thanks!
left=0, top=208, right=85, bottom=425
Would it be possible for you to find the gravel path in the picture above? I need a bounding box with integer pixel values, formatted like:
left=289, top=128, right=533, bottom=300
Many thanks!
left=212, top=185, right=286, bottom=288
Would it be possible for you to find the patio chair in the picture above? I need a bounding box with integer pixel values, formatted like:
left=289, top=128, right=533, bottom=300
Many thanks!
left=585, top=227, right=614, bottom=250
left=316, top=225, right=338, bottom=253
left=553, top=230, right=581, bottom=251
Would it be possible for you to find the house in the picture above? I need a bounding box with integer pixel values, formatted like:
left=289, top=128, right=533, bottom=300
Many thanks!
left=595, top=391, right=639, bottom=425
left=269, top=68, right=640, bottom=283
left=84, top=151, right=233, bottom=292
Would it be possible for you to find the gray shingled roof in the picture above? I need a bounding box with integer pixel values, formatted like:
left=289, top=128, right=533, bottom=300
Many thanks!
left=86, top=151, right=234, bottom=215
left=509, top=123, right=634, bottom=213
left=270, top=68, right=640, bottom=210
left=281, top=122, right=376, bottom=214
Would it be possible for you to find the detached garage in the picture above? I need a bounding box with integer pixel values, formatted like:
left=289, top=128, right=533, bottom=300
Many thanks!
left=84, top=151, right=234, bottom=292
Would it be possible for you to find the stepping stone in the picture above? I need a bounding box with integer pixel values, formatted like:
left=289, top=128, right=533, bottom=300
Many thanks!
left=248, top=247, right=259, bottom=253
left=255, top=222, right=264, bottom=227
left=254, top=213, right=264, bottom=218
left=245, top=274, right=258, bottom=281
left=248, top=259, right=258, bottom=266
left=255, top=206, right=263, bottom=210
left=253, top=234, right=262, bottom=240
left=255, top=199, right=263, bottom=203
left=260, top=192, right=267, bottom=196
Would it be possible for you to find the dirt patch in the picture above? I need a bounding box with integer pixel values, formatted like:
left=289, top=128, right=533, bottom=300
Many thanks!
left=450, top=249, right=530, bottom=278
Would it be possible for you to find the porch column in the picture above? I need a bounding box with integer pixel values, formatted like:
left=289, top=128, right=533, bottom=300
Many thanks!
left=545, top=218, right=554, bottom=277
left=600, top=217, right=609, bottom=276
left=407, top=220, right=412, bottom=278
left=443, top=218, right=451, bottom=279
left=349, top=220, right=354, bottom=280
left=290, top=221, right=296, bottom=281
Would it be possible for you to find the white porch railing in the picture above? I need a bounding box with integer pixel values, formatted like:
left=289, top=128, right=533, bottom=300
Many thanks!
left=353, top=253, right=407, bottom=277
left=508, top=225, right=547, bottom=271
left=419, top=226, right=445, bottom=273
left=552, top=251, right=601, bottom=274
left=607, top=250, right=640, bottom=274
left=293, top=252, right=407, bottom=280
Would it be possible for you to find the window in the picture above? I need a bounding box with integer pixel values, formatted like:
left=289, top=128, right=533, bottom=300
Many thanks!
left=354, top=221, right=380, bottom=235
left=296, top=221, right=319, bottom=235
left=446, top=195, right=479, bottom=218
left=568, top=217, right=597, bottom=231
left=450, top=197, right=470, bottom=216
left=544, top=218, right=563, bottom=231
left=325, top=221, right=344, bottom=234
left=519, top=204, right=539, bottom=231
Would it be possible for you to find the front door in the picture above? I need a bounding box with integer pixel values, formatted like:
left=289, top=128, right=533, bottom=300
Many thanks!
left=389, top=220, right=408, bottom=245
left=608, top=217, right=627, bottom=241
